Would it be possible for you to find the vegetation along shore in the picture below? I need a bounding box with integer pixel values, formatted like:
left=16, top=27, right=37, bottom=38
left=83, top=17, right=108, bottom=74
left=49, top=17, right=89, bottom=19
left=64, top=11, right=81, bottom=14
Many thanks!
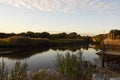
left=0, top=29, right=119, bottom=48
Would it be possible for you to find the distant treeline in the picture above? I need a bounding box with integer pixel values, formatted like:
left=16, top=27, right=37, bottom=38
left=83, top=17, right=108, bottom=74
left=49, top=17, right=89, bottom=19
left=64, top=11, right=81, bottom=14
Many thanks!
left=0, top=31, right=91, bottom=40
left=0, top=29, right=119, bottom=40
left=0, top=29, right=119, bottom=48
left=0, top=31, right=92, bottom=48
left=0, top=36, right=90, bottom=48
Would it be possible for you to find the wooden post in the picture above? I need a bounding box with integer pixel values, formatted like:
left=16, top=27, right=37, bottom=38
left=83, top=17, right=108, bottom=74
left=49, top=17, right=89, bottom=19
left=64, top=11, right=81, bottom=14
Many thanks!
left=102, top=53, right=105, bottom=67
left=107, top=55, right=109, bottom=66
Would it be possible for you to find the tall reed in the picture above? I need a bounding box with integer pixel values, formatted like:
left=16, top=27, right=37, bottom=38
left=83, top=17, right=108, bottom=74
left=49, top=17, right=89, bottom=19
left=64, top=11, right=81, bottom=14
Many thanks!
left=0, top=59, right=8, bottom=80
left=0, top=60, right=28, bottom=80
left=10, top=61, right=28, bottom=80
left=54, top=51, right=95, bottom=80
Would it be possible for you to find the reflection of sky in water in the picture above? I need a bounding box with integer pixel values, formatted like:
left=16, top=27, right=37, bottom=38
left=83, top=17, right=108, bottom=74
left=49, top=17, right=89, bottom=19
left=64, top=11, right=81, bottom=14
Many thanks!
left=0, top=48, right=100, bottom=71
left=82, top=49, right=99, bottom=63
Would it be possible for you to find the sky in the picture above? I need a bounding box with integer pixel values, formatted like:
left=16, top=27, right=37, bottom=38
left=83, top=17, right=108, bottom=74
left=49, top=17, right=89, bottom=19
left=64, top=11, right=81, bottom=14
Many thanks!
left=0, top=0, right=120, bottom=35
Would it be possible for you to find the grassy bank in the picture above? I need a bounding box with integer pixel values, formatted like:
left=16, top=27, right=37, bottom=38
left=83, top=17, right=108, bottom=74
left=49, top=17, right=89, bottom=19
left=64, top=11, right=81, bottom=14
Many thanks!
left=104, top=39, right=120, bottom=50
left=0, top=36, right=49, bottom=48
left=104, top=39, right=120, bottom=46
left=0, top=36, right=89, bottom=48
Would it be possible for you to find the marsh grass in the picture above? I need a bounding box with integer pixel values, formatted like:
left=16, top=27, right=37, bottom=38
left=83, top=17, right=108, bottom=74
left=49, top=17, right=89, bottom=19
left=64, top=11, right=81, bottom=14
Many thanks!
left=10, top=61, right=28, bottom=80
left=0, top=36, right=89, bottom=48
left=104, top=39, right=120, bottom=46
left=0, top=59, right=28, bottom=80
left=0, top=59, right=8, bottom=80
left=54, top=51, right=96, bottom=80
left=0, top=36, right=49, bottom=48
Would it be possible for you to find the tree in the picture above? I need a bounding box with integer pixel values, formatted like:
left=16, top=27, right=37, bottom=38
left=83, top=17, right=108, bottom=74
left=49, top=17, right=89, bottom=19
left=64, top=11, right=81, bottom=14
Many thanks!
left=68, top=32, right=78, bottom=39
left=93, top=34, right=106, bottom=43
left=39, top=32, right=50, bottom=38
left=109, top=29, right=120, bottom=39
left=58, top=32, right=67, bottom=39
left=26, top=31, right=36, bottom=38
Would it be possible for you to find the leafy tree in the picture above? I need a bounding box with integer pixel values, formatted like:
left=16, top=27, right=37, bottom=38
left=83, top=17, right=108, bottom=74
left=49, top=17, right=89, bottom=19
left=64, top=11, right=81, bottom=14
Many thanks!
left=93, top=34, right=107, bottom=43
left=26, top=31, right=36, bottom=38
left=58, top=32, right=67, bottom=39
left=39, top=32, right=50, bottom=38
left=68, top=32, right=78, bottom=39
left=109, top=29, right=120, bottom=39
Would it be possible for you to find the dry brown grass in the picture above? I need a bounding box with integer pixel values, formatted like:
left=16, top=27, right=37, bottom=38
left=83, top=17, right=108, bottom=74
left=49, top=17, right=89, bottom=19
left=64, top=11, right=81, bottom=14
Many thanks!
left=104, top=39, right=120, bottom=46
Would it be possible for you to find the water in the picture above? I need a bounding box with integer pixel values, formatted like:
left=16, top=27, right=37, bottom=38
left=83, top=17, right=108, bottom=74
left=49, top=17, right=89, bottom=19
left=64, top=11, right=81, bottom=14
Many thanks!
left=0, top=47, right=101, bottom=71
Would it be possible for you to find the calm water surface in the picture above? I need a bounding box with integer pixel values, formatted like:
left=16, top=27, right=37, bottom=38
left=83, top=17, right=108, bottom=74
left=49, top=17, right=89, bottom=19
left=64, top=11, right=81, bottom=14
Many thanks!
left=0, top=48, right=101, bottom=71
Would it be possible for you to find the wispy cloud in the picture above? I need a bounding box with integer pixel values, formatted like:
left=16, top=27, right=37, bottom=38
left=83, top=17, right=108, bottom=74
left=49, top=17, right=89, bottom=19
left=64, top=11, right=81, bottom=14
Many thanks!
left=0, top=0, right=117, bottom=14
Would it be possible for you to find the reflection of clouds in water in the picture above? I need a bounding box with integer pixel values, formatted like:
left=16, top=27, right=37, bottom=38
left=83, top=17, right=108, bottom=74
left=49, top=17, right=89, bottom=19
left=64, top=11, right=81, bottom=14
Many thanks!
left=93, top=58, right=102, bottom=67
left=82, top=48, right=99, bottom=63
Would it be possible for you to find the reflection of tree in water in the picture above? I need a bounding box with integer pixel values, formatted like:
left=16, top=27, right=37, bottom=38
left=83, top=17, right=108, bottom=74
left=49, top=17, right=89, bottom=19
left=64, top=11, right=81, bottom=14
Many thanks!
left=0, top=44, right=93, bottom=60
left=81, top=44, right=89, bottom=50
left=0, top=48, right=49, bottom=60
left=51, top=44, right=89, bottom=51
left=91, top=44, right=102, bottom=51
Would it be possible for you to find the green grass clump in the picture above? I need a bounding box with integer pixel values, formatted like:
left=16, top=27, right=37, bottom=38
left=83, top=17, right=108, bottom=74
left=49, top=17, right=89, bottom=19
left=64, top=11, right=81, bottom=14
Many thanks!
left=10, top=61, right=28, bottom=80
left=0, top=60, right=28, bottom=80
left=0, top=59, right=8, bottom=80
left=54, top=51, right=96, bottom=80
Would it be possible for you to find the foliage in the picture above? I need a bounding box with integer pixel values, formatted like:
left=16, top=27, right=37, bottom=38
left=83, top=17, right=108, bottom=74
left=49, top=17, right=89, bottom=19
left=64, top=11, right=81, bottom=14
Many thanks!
left=0, top=50, right=97, bottom=80
left=93, top=34, right=107, bottom=43
left=10, top=61, right=28, bottom=80
left=0, top=60, right=28, bottom=80
left=0, top=39, right=9, bottom=45
left=0, top=36, right=90, bottom=48
left=0, top=31, right=94, bottom=47
left=109, top=29, right=120, bottom=39
left=9, top=36, right=31, bottom=46
left=0, top=31, right=82, bottom=39
left=0, top=29, right=119, bottom=41
left=54, top=51, right=96, bottom=80
left=0, top=36, right=49, bottom=48
left=32, top=69, right=59, bottom=80
left=0, top=59, right=8, bottom=80
left=68, top=32, right=78, bottom=39
left=0, top=33, right=15, bottom=38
